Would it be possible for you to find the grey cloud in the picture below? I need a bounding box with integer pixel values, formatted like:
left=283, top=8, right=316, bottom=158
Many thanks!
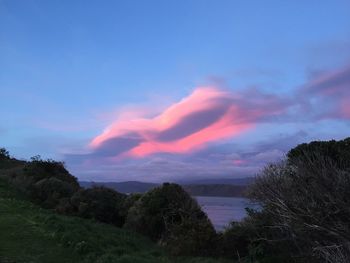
left=156, top=104, right=228, bottom=141
left=94, top=133, right=142, bottom=157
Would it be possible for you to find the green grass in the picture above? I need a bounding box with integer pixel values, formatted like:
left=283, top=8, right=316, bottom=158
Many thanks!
left=0, top=177, right=229, bottom=263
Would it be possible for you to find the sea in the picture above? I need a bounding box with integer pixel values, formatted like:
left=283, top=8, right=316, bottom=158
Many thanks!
left=195, top=196, right=257, bottom=231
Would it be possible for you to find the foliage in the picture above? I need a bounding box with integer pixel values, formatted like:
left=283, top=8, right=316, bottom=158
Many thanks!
left=218, top=220, right=255, bottom=259
left=219, top=209, right=303, bottom=262
left=0, top=147, right=25, bottom=169
left=287, top=137, right=350, bottom=168
left=1, top=155, right=81, bottom=209
left=125, top=183, right=217, bottom=256
left=1, top=151, right=221, bottom=259
left=0, top=177, right=228, bottom=263
left=247, top=137, right=350, bottom=262
left=69, top=186, right=127, bottom=227
left=0, top=147, right=10, bottom=159
left=33, top=177, right=77, bottom=208
left=121, top=193, right=143, bottom=218
left=5, top=138, right=350, bottom=262
left=24, top=156, right=80, bottom=190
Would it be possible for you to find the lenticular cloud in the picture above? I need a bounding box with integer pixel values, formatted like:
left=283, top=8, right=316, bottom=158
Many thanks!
left=90, top=87, right=286, bottom=158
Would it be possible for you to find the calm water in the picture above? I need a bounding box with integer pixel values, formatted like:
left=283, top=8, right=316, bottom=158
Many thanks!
left=195, top=196, right=255, bottom=231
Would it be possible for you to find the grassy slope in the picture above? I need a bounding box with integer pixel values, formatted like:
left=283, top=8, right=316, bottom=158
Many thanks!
left=0, top=173, right=228, bottom=263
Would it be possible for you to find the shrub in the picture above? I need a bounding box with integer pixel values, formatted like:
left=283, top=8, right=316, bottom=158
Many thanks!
left=0, top=148, right=23, bottom=169
left=32, top=177, right=77, bottom=208
left=7, top=173, right=35, bottom=195
left=23, top=156, right=80, bottom=190
left=5, top=156, right=81, bottom=207
left=287, top=137, right=350, bottom=168
left=218, top=220, right=254, bottom=259
left=247, top=138, right=350, bottom=262
left=219, top=209, right=299, bottom=262
left=125, top=183, right=217, bottom=256
left=120, top=193, right=143, bottom=219
left=70, top=186, right=127, bottom=227
left=0, top=148, right=10, bottom=159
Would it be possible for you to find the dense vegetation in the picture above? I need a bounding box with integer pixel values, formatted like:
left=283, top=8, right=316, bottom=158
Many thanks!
left=1, top=136, right=349, bottom=262
left=125, top=183, right=217, bottom=256
left=219, top=137, right=350, bottom=262
left=0, top=150, right=222, bottom=262
left=0, top=177, right=226, bottom=263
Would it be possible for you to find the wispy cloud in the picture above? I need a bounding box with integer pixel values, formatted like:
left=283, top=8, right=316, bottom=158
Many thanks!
left=299, top=65, right=350, bottom=120
left=89, top=87, right=287, bottom=159
left=64, top=64, right=350, bottom=181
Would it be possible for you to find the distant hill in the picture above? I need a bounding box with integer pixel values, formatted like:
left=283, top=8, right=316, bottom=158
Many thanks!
left=80, top=180, right=250, bottom=197
left=80, top=181, right=158, bottom=194
left=179, top=177, right=255, bottom=185
left=182, top=184, right=247, bottom=197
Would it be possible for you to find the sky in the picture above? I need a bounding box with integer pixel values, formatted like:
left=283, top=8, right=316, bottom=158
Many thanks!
left=1, top=0, right=350, bottom=182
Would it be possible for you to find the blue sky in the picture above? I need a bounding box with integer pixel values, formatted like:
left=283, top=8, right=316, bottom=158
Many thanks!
left=1, top=0, right=350, bottom=182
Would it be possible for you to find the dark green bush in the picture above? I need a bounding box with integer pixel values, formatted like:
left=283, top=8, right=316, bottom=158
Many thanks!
left=125, top=183, right=217, bottom=256
left=8, top=173, right=35, bottom=195
left=219, top=209, right=302, bottom=262
left=287, top=137, right=350, bottom=168
left=32, top=177, right=77, bottom=208
left=69, top=186, right=127, bottom=227
left=0, top=148, right=24, bottom=169
left=0, top=148, right=10, bottom=159
left=23, top=156, right=80, bottom=190
left=218, top=220, right=253, bottom=259
left=120, top=193, right=143, bottom=219
left=247, top=137, right=350, bottom=262
left=4, top=156, right=81, bottom=208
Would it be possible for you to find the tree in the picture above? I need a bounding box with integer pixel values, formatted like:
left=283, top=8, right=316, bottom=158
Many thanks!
left=23, top=157, right=80, bottom=190
left=287, top=137, right=350, bottom=168
left=120, top=193, right=143, bottom=219
left=33, top=177, right=77, bottom=208
left=0, top=148, right=10, bottom=159
left=70, top=186, right=127, bottom=227
left=125, top=183, right=217, bottom=256
left=247, top=138, right=350, bottom=262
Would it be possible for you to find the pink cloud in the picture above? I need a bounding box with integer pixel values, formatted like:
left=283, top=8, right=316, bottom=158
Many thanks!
left=90, top=87, right=286, bottom=159
left=305, top=66, right=350, bottom=95
left=341, top=99, right=350, bottom=118
left=232, top=159, right=247, bottom=166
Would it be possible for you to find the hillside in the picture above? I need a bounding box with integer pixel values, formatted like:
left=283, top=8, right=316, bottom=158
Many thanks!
left=79, top=181, right=158, bottom=194
left=0, top=176, right=228, bottom=263
left=182, top=184, right=246, bottom=197
left=179, top=177, right=255, bottom=185
left=80, top=181, right=247, bottom=197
